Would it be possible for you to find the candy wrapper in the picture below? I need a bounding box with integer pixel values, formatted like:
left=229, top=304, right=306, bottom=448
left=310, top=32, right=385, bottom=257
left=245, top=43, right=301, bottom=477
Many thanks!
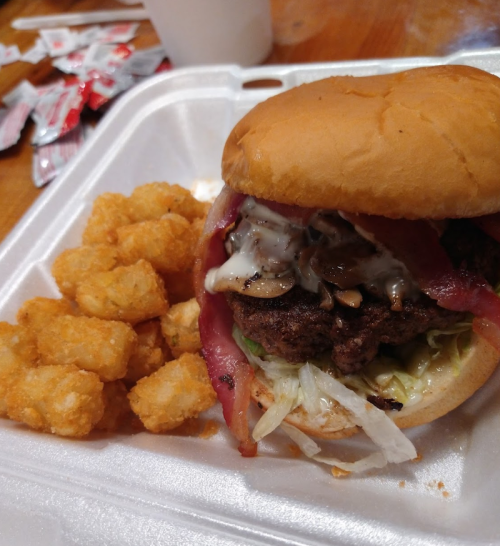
left=31, top=78, right=91, bottom=146
left=0, top=81, right=39, bottom=151
left=32, top=123, right=88, bottom=187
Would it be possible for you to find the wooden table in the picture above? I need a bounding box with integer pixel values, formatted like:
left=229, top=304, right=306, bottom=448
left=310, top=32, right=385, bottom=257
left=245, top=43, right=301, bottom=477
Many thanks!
left=1, top=0, right=500, bottom=244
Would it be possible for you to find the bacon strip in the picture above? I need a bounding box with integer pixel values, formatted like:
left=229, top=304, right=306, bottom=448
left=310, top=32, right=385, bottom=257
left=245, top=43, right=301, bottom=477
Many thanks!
left=255, top=198, right=317, bottom=226
left=342, top=212, right=500, bottom=352
left=471, top=212, right=500, bottom=243
left=194, top=186, right=257, bottom=456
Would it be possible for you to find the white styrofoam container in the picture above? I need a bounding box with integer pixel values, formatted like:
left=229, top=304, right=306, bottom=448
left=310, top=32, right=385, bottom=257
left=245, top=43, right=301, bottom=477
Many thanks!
left=2, top=48, right=500, bottom=546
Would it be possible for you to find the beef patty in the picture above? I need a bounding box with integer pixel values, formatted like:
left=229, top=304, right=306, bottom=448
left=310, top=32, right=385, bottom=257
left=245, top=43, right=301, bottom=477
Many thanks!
left=225, top=218, right=500, bottom=375
left=226, top=287, right=463, bottom=374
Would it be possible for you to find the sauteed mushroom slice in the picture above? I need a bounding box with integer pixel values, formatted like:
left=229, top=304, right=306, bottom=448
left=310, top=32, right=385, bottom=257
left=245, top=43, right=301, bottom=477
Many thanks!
left=309, top=239, right=375, bottom=289
left=212, top=271, right=296, bottom=298
left=334, top=288, right=363, bottom=308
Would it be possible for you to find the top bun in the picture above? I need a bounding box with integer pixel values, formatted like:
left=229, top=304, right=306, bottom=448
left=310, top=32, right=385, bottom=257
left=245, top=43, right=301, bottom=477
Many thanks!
left=222, top=65, right=500, bottom=219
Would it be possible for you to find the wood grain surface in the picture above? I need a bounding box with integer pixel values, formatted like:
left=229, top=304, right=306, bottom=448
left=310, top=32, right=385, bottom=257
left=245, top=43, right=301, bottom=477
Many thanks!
left=1, top=0, right=499, bottom=243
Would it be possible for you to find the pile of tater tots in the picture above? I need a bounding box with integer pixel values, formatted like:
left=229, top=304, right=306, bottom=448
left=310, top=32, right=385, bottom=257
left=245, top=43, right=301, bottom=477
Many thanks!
left=0, top=182, right=218, bottom=438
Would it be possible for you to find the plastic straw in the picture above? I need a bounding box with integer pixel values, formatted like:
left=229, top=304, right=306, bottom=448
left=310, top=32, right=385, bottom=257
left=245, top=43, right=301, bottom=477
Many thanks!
left=11, top=9, right=149, bottom=30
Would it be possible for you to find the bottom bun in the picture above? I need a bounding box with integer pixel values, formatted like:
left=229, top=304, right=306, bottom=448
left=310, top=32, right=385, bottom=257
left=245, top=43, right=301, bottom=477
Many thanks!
left=250, top=368, right=359, bottom=440
left=250, top=333, right=500, bottom=439
left=392, top=333, right=499, bottom=428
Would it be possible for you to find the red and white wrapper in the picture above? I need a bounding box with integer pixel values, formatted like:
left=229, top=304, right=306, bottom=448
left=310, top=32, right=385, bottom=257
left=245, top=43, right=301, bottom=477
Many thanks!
left=31, top=78, right=91, bottom=146
left=22, top=37, right=48, bottom=64
left=32, top=123, right=88, bottom=187
left=79, top=44, right=136, bottom=110
left=0, top=43, right=21, bottom=66
left=96, top=23, right=139, bottom=44
left=122, top=45, right=166, bottom=77
left=0, top=81, right=39, bottom=151
left=52, top=48, right=89, bottom=74
left=76, top=26, right=103, bottom=48
left=82, top=42, right=134, bottom=74
left=86, top=69, right=135, bottom=110
left=39, top=27, right=80, bottom=57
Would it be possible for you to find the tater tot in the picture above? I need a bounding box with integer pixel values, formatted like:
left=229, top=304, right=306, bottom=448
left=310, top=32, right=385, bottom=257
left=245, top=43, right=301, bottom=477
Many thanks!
left=160, top=298, right=201, bottom=358
left=17, top=297, right=76, bottom=334
left=82, top=193, right=133, bottom=245
left=6, top=364, right=104, bottom=438
left=116, top=214, right=197, bottom=273
left=128, top=353, right=216, bottom=432
left=95, top=380, right=131, bottom=432
left=125, top=319, right=169, bottom=384
left=51, top=244, right=119, bottom=299
left=128, top=182, right=209, bottom=223
left=37, top=315, right=137, bottom=382
left=0, top=322, right=39, bottom=416
left=0, top=321, right=39, bottom=364
left=75, top=259, right=168, bottom=324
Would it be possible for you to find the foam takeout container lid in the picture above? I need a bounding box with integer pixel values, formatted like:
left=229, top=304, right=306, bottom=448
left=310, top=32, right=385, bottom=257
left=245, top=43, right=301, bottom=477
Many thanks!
left=2, top=48, right=500, bottom=545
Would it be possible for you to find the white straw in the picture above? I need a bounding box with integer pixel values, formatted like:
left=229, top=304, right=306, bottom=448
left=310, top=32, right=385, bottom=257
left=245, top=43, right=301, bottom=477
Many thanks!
left=12, top=9, right=149, bottom=30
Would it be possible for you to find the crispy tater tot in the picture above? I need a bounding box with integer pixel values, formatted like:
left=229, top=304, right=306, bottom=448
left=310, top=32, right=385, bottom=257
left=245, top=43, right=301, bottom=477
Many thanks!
left=82, top=192, right=133, bottom=245
left=17, top=297, right=76, bottom=334
left=0, top=322, right=39, bottom=416
left=160, top=269, right=195, bottom=304
left=116, top=214, right=197, bottom=273
left=128, top=353, right=216, bottom=433
left=51, top=244, right=119, bottom=299
left=6, top=364, right=104, bottom=437
left=95, top=380, right=131, bottom=432
left=37, top=315, right=137, bottom=382
left=0, top=322, right=39, bottom=364
left=75, top=259, right=168, bottom=324
left=125, top=319, right=169, bottom=384
left=160, top=298, right=201, bottom=358
left=128, top=182, right=209, bottom=223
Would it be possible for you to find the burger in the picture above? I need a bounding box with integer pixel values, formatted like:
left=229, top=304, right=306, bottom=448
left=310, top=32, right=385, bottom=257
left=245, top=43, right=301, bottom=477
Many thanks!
left=194, top=65, right=500, bottom=472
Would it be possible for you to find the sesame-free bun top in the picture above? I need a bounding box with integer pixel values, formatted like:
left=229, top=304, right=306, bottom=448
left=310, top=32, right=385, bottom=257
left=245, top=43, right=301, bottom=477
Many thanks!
left=222, top=65, right=500, bottom=219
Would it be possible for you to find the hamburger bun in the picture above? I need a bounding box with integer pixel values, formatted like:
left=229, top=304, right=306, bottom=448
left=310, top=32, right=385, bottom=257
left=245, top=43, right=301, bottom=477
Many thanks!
left=250, top=332, right=499, bottom=438
left=210, top=65, right=500, bottom=455
left=222, top=65, right=500, bottom=220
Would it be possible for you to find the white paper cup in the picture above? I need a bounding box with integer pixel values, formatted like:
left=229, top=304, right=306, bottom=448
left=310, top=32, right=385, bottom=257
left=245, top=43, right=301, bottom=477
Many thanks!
left=142, top=0, right=273, bottom=67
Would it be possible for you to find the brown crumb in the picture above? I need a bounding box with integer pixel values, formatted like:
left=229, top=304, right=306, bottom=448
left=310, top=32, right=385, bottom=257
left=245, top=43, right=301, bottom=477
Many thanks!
left=399, top=480, right=406, bottom=488
left=437, top=481, right=445, bottom=490
left=199, top=419, right=220, bottom=439
left=412, top=453, right=423, bottom=463
left=288, top=444, right=302, bottom=458
left=442, top=491, right=450, bottom=498
left=332, top=467, right=351, bottom=478
left=173, top=417, right=201, bottom=436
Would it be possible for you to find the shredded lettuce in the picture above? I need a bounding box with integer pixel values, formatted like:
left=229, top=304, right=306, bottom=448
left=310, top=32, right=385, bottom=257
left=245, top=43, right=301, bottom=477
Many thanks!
left=242, top=335, right=267, bottom=357
left=310, top=365, right=417, bottom=464
left=252, top=376, right=300, bottom=442
left=232, top=318, right=471, bottom=473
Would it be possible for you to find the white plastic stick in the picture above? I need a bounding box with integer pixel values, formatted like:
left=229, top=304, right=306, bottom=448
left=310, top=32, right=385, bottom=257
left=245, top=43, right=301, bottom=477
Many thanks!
left=11, top=9, right=149, bottom=30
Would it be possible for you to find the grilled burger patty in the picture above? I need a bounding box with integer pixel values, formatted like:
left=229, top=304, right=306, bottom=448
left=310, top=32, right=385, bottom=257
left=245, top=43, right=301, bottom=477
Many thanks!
left=225, top=219, right=500, bottom=375
left=226, top=287, right=463, bottom=374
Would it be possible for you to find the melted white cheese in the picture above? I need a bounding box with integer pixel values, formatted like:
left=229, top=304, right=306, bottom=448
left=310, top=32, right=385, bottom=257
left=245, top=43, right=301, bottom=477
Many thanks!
left=205, top=197, right=418, bottom=302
